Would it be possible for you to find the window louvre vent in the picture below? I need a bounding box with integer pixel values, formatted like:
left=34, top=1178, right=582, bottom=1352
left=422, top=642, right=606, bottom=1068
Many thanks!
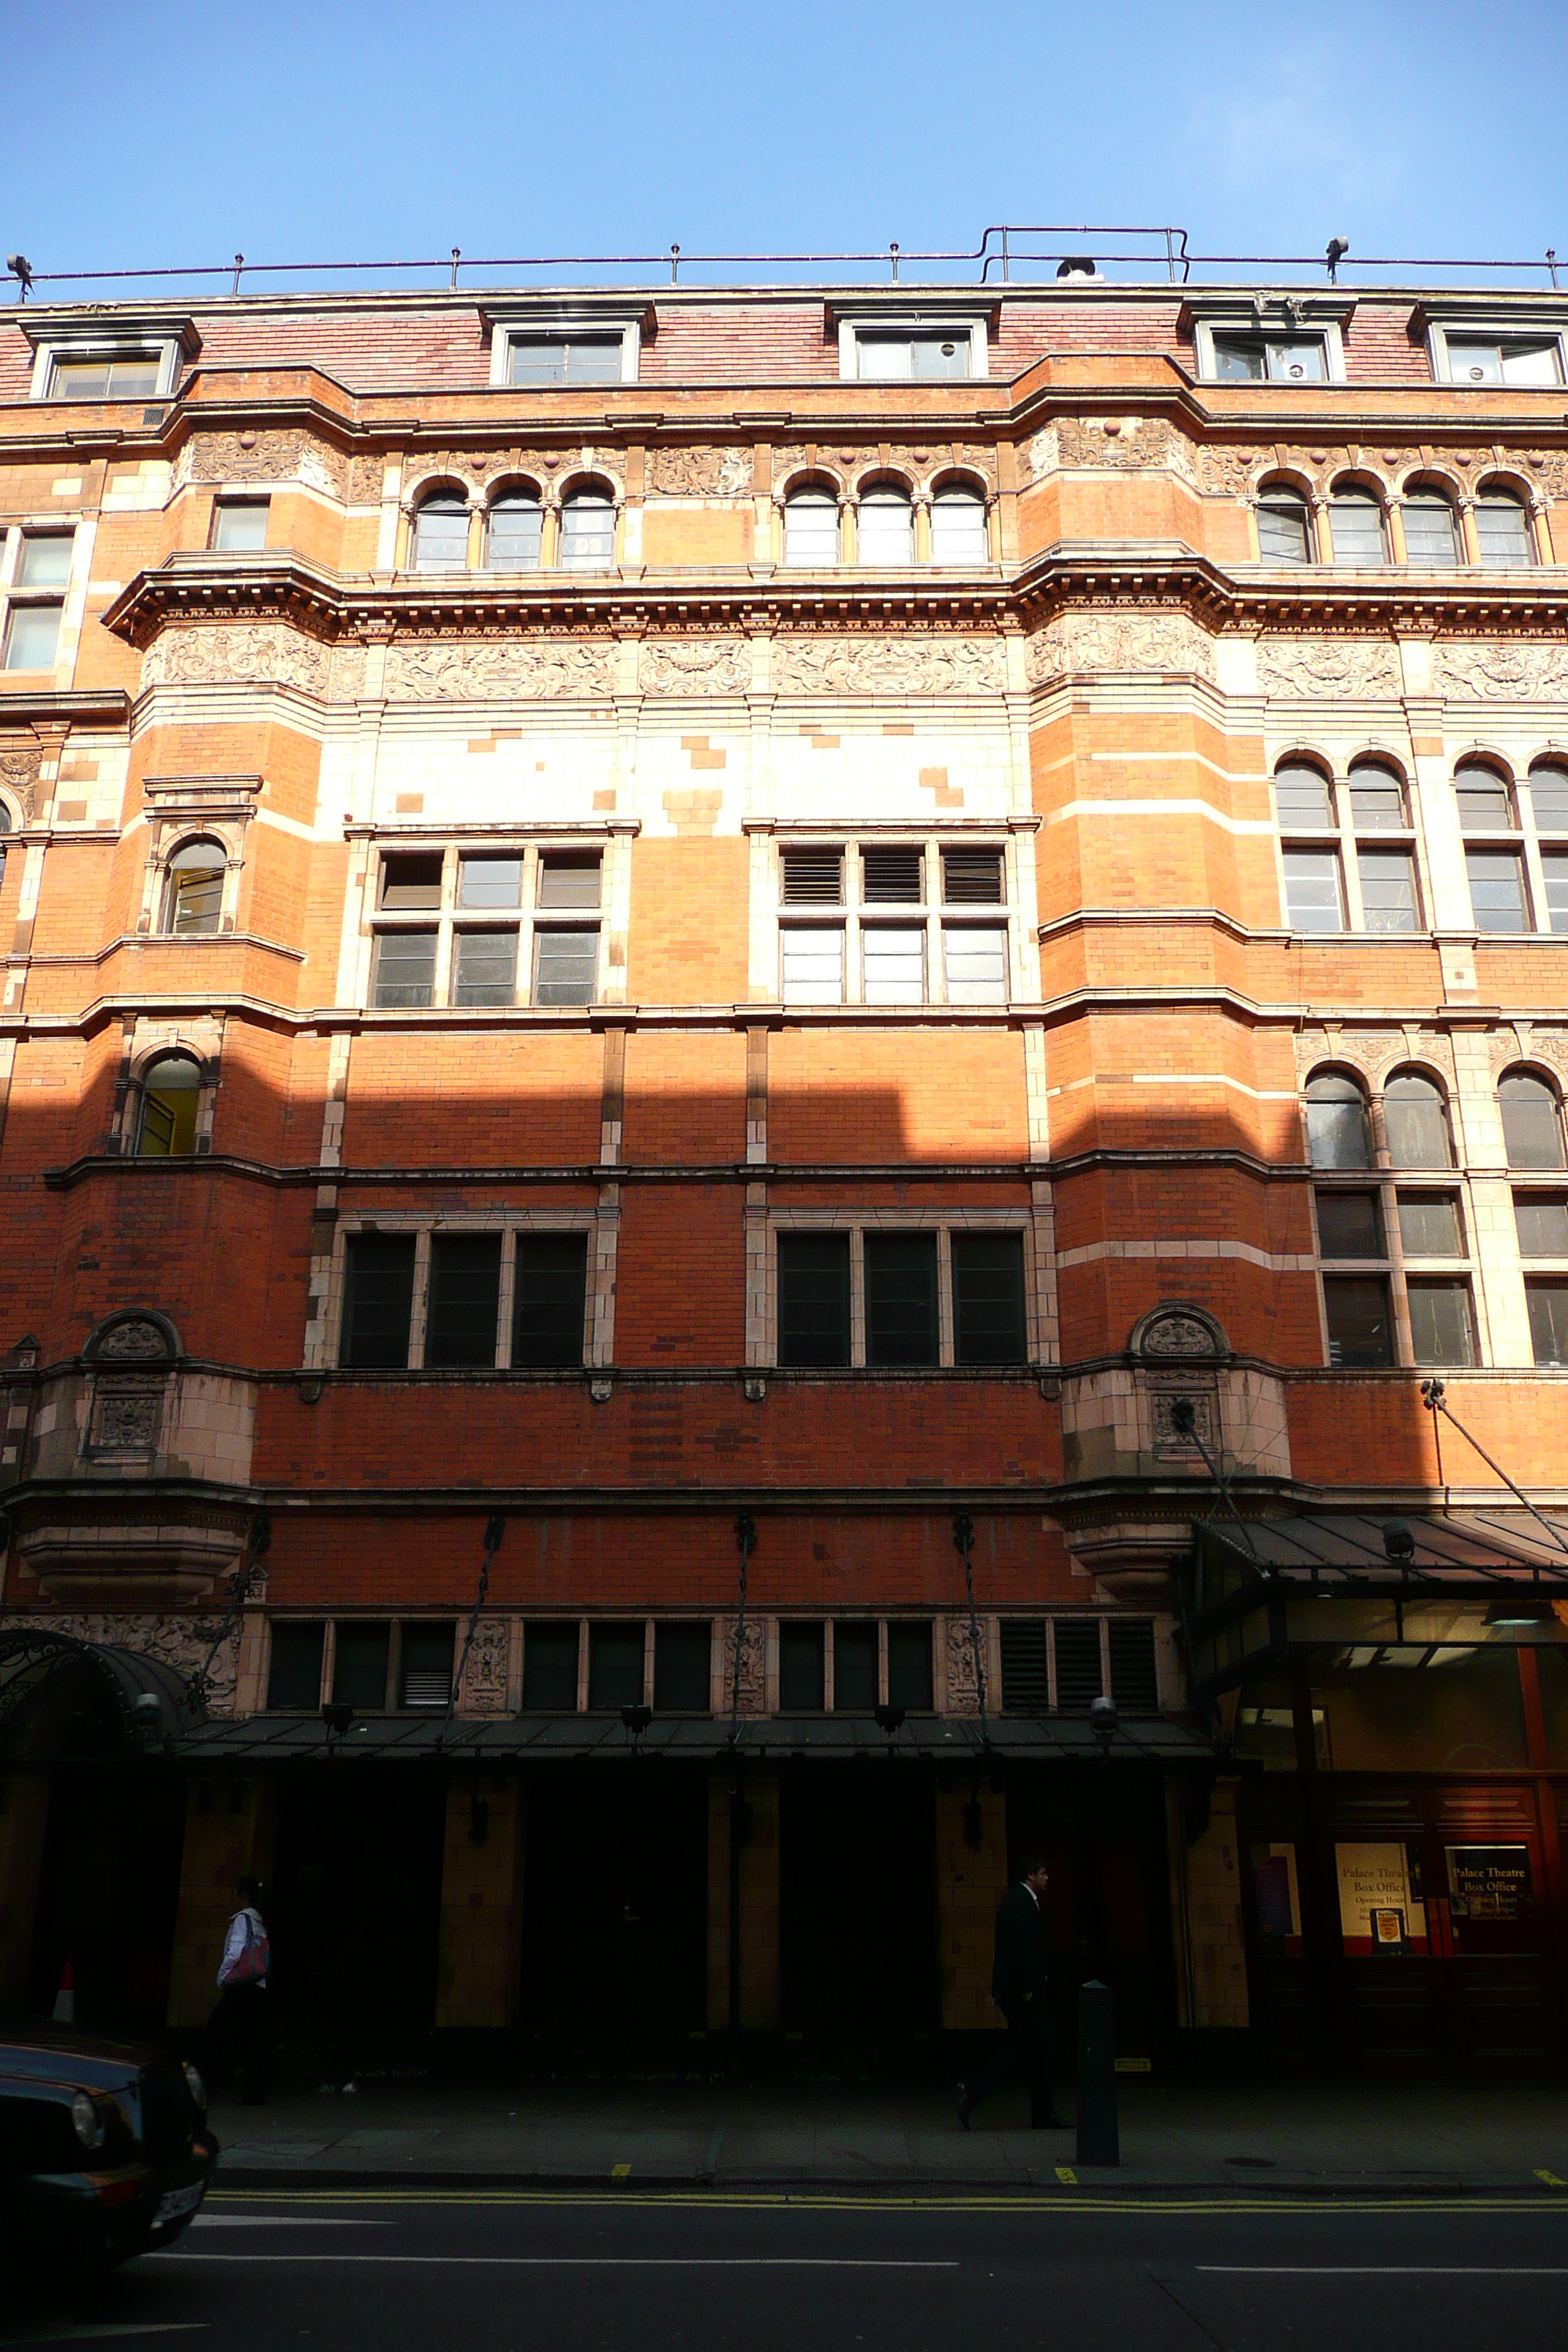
left=1053, top=1619, right=1104, bottom=1709
left=862, top=846, right=924, bottom=902
left=781, top=846, right=844, bottom=904
left=941, top=846, right=1004, bottom=903
left=1107, top=1619, right=1158, bottom=1714
left=1000, top=1620, right=1049, bottom=1712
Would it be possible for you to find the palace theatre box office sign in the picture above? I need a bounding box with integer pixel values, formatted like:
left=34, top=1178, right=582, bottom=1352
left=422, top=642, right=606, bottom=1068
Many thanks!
left=1185, top=1512, right=1568, bottom=2072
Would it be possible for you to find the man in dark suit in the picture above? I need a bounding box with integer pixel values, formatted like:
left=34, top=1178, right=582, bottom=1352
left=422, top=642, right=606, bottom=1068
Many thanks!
left=957, top=1855, right=1063, bottom=2128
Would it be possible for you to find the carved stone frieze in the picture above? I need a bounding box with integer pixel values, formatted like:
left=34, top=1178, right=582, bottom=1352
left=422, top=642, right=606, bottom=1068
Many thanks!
left=1488, top=1025, right=1568, bottom=1082
left=1, top=1610, right=241, bottom=1715
left=1025, top=608, right=1217, bottom=686
left=943, top=1615, right=985, bottom=1716
left=1016, top=426, right=1058, bottom=483
left=458, top=1616, right=511, bottom=1715
left=143, top=625, right=331, bottom=695
left=349, top=453, right=389, bottom=502
left=1053, top=415, right=1176, bottom=471
left=383, top=636, right=615, bottom=700
left=1431, top=640, right=1568, bottom=701
left=175, top=431, right=349, bottom=499
left=90, top=1381, right=162, bottom=1452
left=328, top=644, right=369, bottom=700
left=649, top=447, right=753, bottom=497
left=638, top=638, right=752, bottom=694
left=1139, top=1311, right=1221, bottom=1359
left=0, top=750, right=39, bottom=823
left=772, top=634, right=1006, bottom=694
left=97, top=1318, right=173, bottom=1361
left=717, top=1615, right=765, bottom=1715
left=1256, top=636, right=1402, bottom=698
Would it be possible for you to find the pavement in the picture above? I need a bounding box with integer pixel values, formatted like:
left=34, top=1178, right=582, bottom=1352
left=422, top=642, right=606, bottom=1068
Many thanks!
left=208, top=2073, right=1568, bottom=2195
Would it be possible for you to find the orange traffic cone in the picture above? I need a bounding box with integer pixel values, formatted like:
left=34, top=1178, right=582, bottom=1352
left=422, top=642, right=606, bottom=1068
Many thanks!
left=52, top=1958, right=75, bottom=2024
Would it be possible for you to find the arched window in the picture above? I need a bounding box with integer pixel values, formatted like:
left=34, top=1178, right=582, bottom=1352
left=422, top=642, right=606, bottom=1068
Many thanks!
left=486, top=489, right=543, bottom=570
left=1529, top=761, right=1568, bottom=837
left=1475, top=487, right=1533, bottom=566
left=1346, top=761, right=1406, bottom=832
left=930, top=485, right=988, bottom=564
left=559, top=485, right=615, bottom=570
left=1402, top=489, right=1460, bottom=568
left=1455, top=761, right=1515, bottom=832
left=1328, top=488, right=1385, bottom=565
left=1274, top=759, right=1334, bottom=829
left=137, top=1055, right=200, bottom=1157
left=1305, top=1072, right=1371, bottom=1169
left=1500, top=1072, right=1566, bottom=1169
left=162, top=839, right=225, bottom=935
left=1384, top=1071, right=1452, bottom=1168
left=1257, top=485, right=1312, bottom=565
left=857, top=483, right=913, bottom=566
left=411, top=493, right=469, bottom=574
left=783, top=485, right=838, bottom=567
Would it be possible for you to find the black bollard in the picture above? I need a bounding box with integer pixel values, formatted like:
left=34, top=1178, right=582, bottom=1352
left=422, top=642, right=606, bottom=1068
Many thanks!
left=1076, top=1979, right=1119, bottom=2166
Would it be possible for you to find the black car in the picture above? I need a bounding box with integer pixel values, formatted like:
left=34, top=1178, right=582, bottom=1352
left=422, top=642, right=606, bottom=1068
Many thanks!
left=0, top=2027, right=219, bottom=2277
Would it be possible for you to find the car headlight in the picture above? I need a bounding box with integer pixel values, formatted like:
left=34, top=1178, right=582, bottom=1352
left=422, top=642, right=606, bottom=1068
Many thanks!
left=70, top=2091, right=105, bottom=2151
left=182, top=2062, right=208, bottom=2112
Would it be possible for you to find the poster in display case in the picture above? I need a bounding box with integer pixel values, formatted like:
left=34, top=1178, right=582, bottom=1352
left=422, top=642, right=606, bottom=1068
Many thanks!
left=1445, top=1844, right=1531, bottom=1925
left=1335, top=1841, right=1428, bottom=1956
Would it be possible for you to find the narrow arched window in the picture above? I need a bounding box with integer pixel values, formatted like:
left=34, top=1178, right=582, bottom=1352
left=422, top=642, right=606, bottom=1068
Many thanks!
left=486, top=491, right=543, bottom=570
left=1257, top=486, right=1311, bottom=565
left=559, top=487, right=615, bottom=570
left=1384, top=1071, right=1452, bottom=1169
left=1305, top=1073, right=1371, bottom=1169
left=162, top=839, right=225, bottom=935
left=1329, top=489, right=1385, bottom=565
left=411, top=494, right=469, bottom=574
left=1347, top=762, right=1406, bottom=832
left=1500, top=1073, right=1566, bottom=1169
left=1474, top=489, right=1532, bottom=566
left=1403, top=491, right=1459, bottom=568
left=783, top=486, right=838, bottom=567
left=930, top=486, right=987, bottom=564
left=137, top=1055, right=200, bottom=1157
left=857, top=483, right=913, bottom=566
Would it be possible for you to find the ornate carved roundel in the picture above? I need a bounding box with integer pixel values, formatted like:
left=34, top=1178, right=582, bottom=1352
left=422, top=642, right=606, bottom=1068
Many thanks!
left=86, top=1311, right=181, bottom=1363
left=1130, top=1303, right=1229, bottom=1360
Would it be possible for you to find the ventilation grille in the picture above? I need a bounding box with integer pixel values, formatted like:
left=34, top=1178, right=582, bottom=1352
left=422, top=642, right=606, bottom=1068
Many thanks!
left=1000, top=1619, right=1049, bottom=1712
left=941, top=846, right=1003, bottom=903
left=1053, top=1619, right=1104, bottom=1708
left=1108, top=1618, right=1159, bottom=1714
left=782, top=846, right=845, bottom=904
left=862, top=846, right=924, bottom=902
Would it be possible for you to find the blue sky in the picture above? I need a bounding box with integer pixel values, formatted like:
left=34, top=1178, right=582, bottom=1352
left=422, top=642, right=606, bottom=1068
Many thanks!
left=4, top=0, right=1564, bottom=295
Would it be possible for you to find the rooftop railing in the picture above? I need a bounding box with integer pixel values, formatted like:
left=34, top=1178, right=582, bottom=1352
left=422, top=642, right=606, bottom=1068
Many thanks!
left=3, top=225, right=1564, bottom=304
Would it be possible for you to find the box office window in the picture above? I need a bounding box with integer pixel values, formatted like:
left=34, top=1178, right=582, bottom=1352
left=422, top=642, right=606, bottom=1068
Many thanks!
left=332, top=1621, right=391, bottom=1711
left=1000, top=1620, right=1050, bottom=1712
left=1108, top=1618, right=1158, bottom=1714
left=951, top=1231, right=1027, bottom=1364
left=779, top=1621, right=826, bottom=1711
left=864, top=1232, right=939, bottom=1366
left=833, top=1621, right=879, bottom=1711
left=887, top=1621, right=934, bottom=1711
left=653, top=1622, right=711, bottom=1712
left=512, top=1232, right=588, bottom=1366
left=1053, top=1618, right=1104, bottom=1709
left=777, top=1232, right=851, bottom=1367
left=588, top=1623, right=644, bottom=1711
left=267, top=1620, right=325, bottom=1710
left=522, top=1622, right=578, bottom=1711
left=1323, top=1274, right=1394, bottom=1367
left=400, top=1622, right=455, bottom=1709
left=425, top=1234, right=502, bottom=1368
left=942, top=845, right=1005, bottom=904
left=342, top=1234, right=416, bottom=1368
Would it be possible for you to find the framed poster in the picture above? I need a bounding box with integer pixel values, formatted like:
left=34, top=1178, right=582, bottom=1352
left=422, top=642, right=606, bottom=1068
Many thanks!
left=1335, top=1841, right=1428, bottom=1956
left=1445, top=1844, right=1531, bottom=1923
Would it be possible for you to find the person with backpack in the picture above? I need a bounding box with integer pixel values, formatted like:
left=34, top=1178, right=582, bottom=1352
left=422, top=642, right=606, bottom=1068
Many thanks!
left=208, top=1875, right=273, bottom=2106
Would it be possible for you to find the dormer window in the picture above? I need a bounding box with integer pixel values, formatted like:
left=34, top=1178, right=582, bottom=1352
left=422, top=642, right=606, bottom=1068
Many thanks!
left=485, top=309, right=644, bottom=388
left=1441, top=335, right=1563, bottom=387
left=50, top=353, right=162, bottom=399
left=834, top=309, right=990, bottom=383
left=855, top=333, right=970, bottom=380
left=1420, top=312, right=1568, bottom=388
left=1211, top=333, right=1327, bottom=383
left=26, top=316, right=196, bottom=403
left=507, top=337, right=623, bottom=387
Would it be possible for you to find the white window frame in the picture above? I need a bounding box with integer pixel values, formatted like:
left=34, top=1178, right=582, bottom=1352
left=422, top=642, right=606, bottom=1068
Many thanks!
left=1273, top=763, right=1428, bottom=938
left=835, top=312, right=990, bottom=382
left=774, top=833, right=1014, bottom=1006
left=0, top=521, right=83, bottom=676
left=1191, top=313, right=1347, bottom=385
left=29, top=329, right=191, bottom=403
left=362, top=837, right=612, bottom=1011
left=1425, top=317, right=1568, bottom=388
left=486, top=310, right=644, bottom=388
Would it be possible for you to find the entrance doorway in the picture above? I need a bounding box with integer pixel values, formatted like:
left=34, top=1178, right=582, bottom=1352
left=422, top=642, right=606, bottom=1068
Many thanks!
left=779, top=1763, right=938, bottom=2057
left=269, top=1768, right=445, bottom=2046
left=27, top=1767, right=186, bottom=2036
